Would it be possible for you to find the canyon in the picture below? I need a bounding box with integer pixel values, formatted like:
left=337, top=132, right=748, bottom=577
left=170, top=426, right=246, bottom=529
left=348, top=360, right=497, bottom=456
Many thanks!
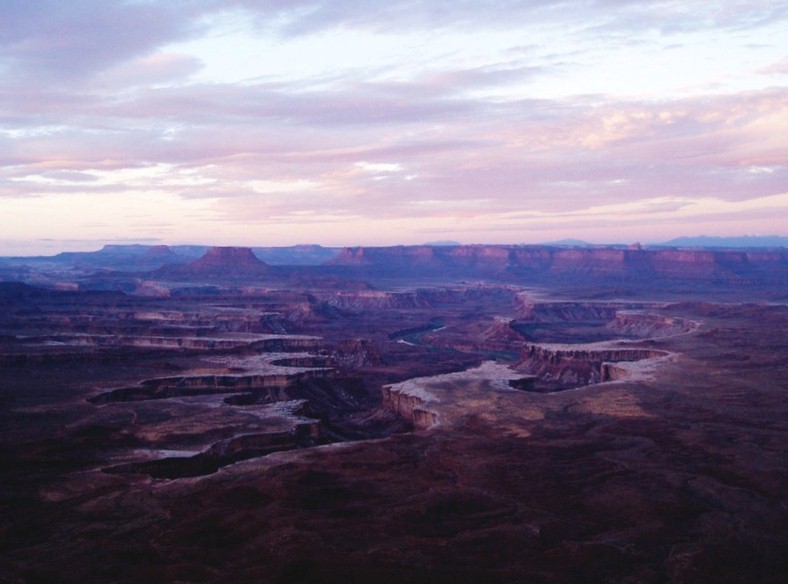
left=0, top=244, right=786, bottom=583
left=4, top=242, right=787, bottom=294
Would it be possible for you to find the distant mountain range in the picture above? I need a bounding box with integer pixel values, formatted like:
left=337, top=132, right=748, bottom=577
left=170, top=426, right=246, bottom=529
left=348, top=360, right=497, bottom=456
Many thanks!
left=2, top=242, right=787, bottom=292
left=0, top=244, right=342, bottom=269
left=2, top=236, right=786, bottom=268
left=540, top=236, right=788, bottom=248
left=540, top=239, right=595, bottom=247
left=657, top=236, right=788, bottom=248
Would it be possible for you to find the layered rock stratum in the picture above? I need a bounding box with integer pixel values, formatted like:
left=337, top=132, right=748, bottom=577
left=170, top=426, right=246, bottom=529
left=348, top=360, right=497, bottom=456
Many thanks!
left=329, top=244, right=788, bottom=286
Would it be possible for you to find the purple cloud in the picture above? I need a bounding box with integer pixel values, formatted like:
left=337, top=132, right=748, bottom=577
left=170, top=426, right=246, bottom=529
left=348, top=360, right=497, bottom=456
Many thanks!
left=228, top=0, right=788, bottom=36
left=0, top=1, right=205, bottom=83
left=1, top=0, right=785, bottom=251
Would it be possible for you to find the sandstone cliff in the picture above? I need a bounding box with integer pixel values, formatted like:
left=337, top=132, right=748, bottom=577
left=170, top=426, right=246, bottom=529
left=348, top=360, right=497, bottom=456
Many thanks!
left=328, top=244, right=788, bottom=286
left=515, top=342, right=666, bottom=388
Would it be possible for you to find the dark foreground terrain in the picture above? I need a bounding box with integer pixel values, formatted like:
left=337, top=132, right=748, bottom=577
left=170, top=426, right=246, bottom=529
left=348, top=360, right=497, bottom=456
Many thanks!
left=0, top=245, right=787, bottom=583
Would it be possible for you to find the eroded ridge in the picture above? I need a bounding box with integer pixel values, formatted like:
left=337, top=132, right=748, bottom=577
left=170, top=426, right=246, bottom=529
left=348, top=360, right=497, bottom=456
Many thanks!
left=383, top=361, right=526, bottom=429
left=87, top=363, right=331, bottom=404
left=514, top=342, right=669, bottom=390
left=383, top=341, right=673, bottom=429
left=374, top=300, right=693, bottom=428
left=104, top=400, right=321, bottom=479
left=86, top=342, right=393, bottom=478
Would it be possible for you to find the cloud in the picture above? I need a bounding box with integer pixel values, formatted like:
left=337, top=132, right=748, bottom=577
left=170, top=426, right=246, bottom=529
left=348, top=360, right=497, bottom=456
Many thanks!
left=1, top=0, right=785, bottom=248
left=759, top=56, right=788, bottom=76
left=227, top=0, right=788, bottom=37
left=3, top=1, right=783, bottom=88
left=4, top=82, right=784, bottom=215
left=0, top=1, right=205, bottom=84
left=96, top=53, right=204, bottom=88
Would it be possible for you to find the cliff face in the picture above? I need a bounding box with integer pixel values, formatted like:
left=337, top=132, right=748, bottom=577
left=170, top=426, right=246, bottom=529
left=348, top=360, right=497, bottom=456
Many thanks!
left=515, top=343, right=666, bottom=388
left=330, top=339, right=382, bottom=370
left=380, top=385, right=438, bottom=430
left=606, top=312, right=696, bottom=338
left=328, top=244, right=788, bottom=285
left=550, top=248, right=627, bottom=274
left=331, top=245, right=441, bottom=269
left=312, top=287, right=515, bottom=312
left=514, top=298, right=629, bottom=321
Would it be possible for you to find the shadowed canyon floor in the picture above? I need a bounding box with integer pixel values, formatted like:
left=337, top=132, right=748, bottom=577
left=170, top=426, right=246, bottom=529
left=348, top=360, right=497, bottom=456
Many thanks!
left=0, top=246, right=787, bottom=583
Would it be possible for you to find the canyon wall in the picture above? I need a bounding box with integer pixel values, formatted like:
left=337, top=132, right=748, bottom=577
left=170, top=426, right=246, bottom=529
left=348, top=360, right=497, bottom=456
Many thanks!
left=313, top=286, right=515, bottom=312
left=380, top=386, right=438, bottom=430
left=606, top=311, right=696, bottom=338
left=330, top=244, right=788, bottom=285
left=515, top=343, right=667, bottom=387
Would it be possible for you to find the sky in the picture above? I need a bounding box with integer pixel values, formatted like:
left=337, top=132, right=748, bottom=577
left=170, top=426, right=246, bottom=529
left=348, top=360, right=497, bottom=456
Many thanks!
left=1, top=1, right=787, bottom=255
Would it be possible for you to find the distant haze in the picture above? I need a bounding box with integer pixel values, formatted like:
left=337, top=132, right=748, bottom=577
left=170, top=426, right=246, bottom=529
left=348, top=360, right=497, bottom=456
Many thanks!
left=1, top=2, right=786, bottom=255
left=658, top=236, right=788, bottom=248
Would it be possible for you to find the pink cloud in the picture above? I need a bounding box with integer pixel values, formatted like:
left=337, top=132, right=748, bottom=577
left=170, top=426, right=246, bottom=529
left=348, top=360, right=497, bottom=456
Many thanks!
left=0, top=1, right=202, bottom=84
left=5, top=82, right=784, bottom=223
left=1, top=1, right=786, bottom=246
left=759, top=57, right=788, bottom=76
left=97, top=53, right=204, bottom=88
